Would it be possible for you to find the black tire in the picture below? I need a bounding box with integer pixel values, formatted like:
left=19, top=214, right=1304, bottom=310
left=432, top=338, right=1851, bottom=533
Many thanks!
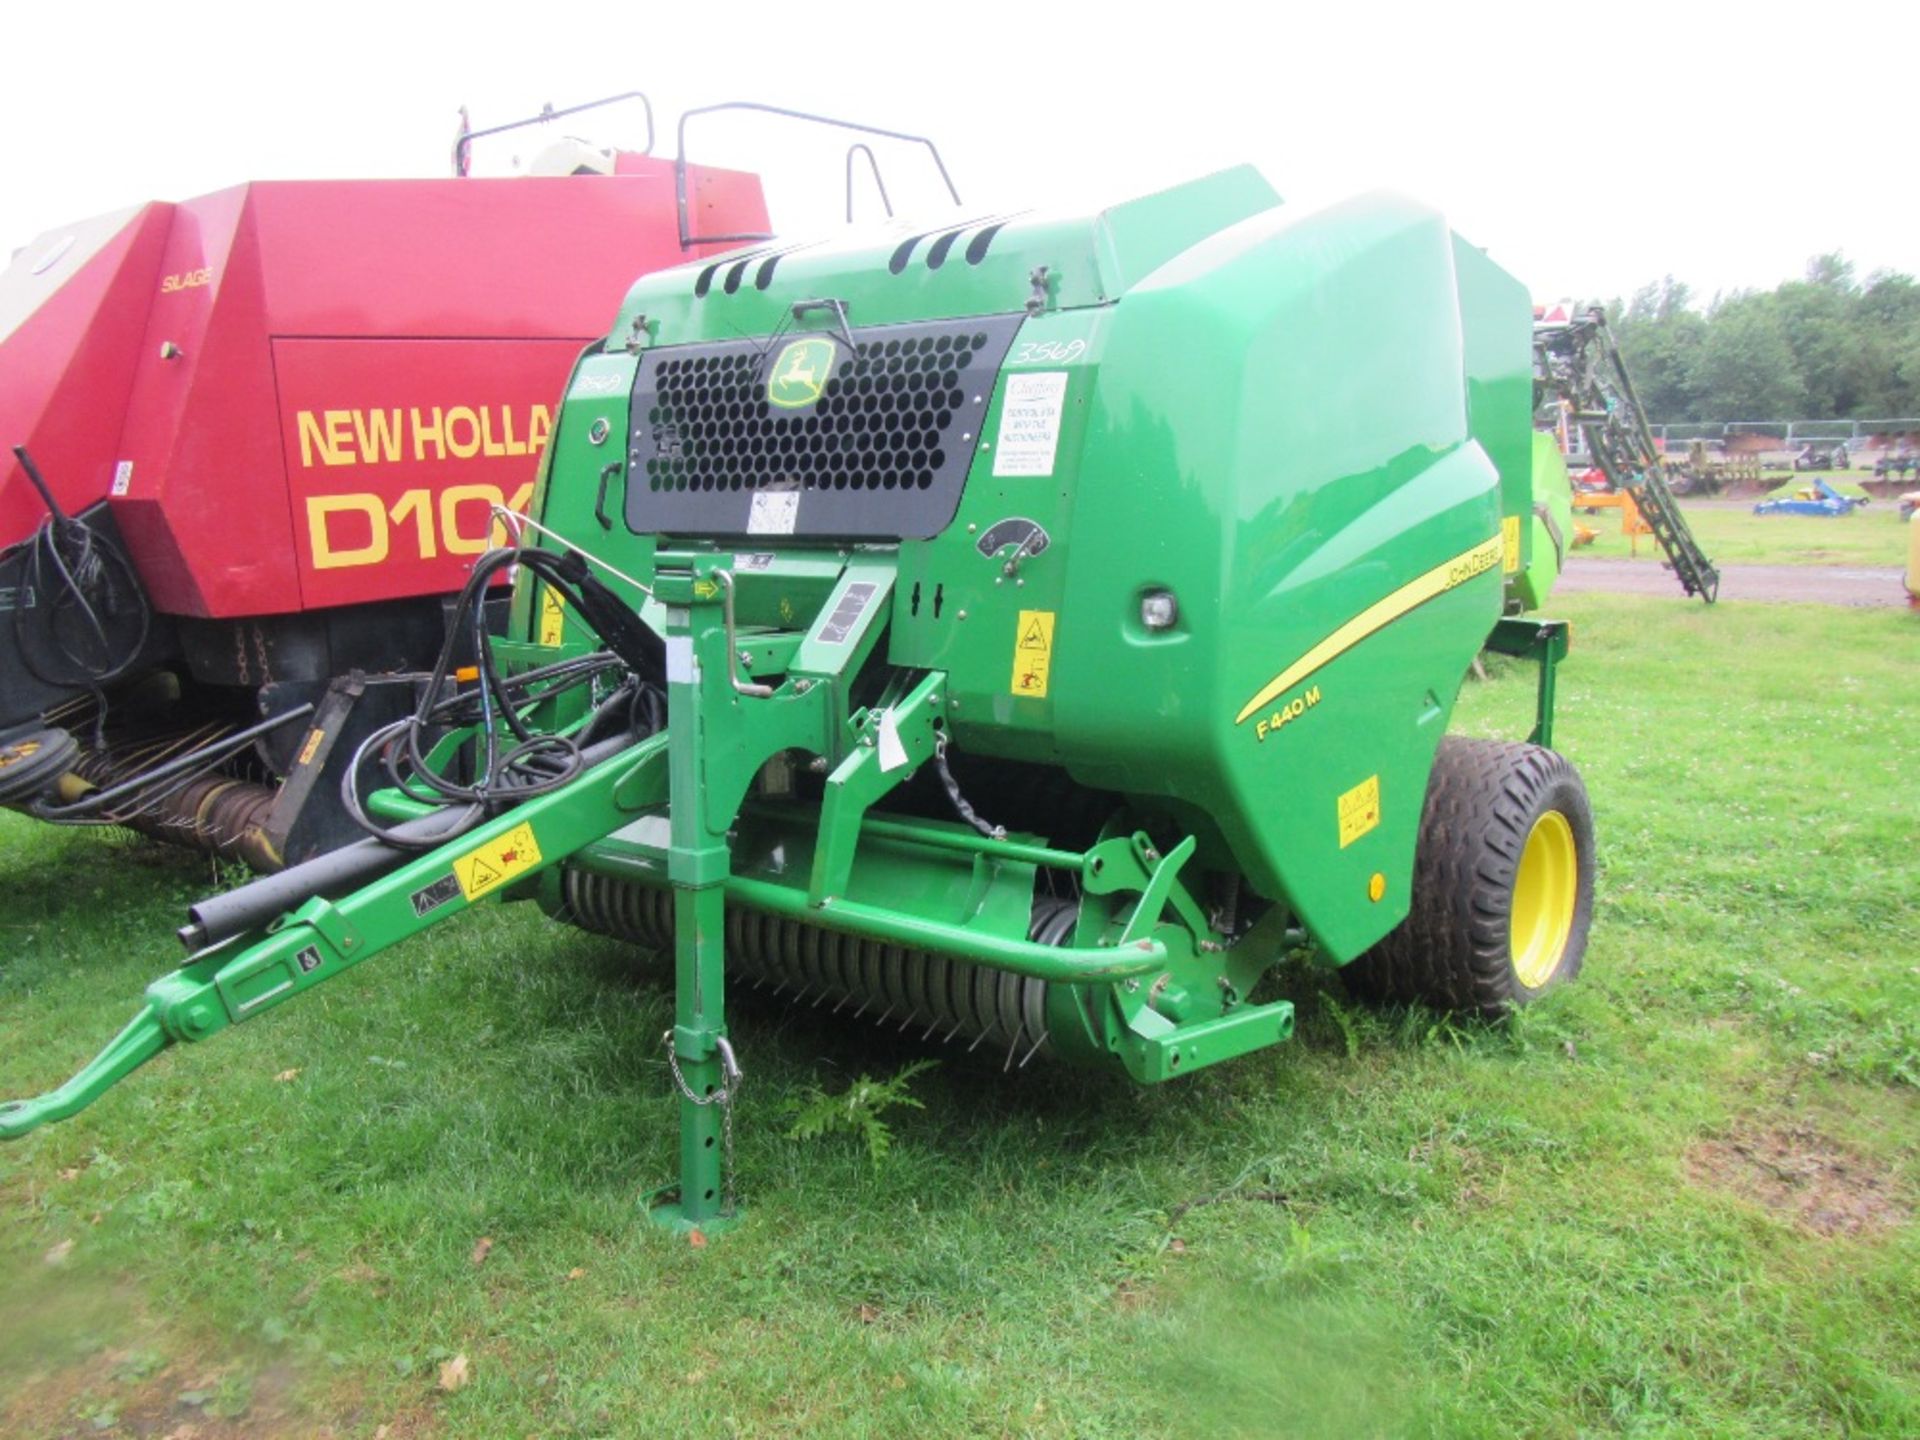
left=1343, top=736, right=1594, bottom=1016
left=0, top=727, right=79, bottom=807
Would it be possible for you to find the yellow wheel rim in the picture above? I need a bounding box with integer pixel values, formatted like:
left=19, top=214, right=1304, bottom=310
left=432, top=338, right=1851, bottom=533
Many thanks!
left=1510, top=810, right=1577, bottom=989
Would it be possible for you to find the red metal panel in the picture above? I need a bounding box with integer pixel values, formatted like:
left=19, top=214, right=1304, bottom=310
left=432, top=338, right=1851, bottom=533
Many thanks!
left=685, top=164, right=775, bottom=244
left=11, top=159, right=770, bottom=620
left=242, top=159, right=767, bottom=341
left=271, top=336, right=582, bottom=609
left=0, top=204, right=172, bottom=545
left=112, top=184, right=294, bottom=616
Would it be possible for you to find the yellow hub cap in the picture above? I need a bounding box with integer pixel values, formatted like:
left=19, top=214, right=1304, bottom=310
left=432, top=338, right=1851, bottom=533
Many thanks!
left=1510, top=810, right=1577, bottom=989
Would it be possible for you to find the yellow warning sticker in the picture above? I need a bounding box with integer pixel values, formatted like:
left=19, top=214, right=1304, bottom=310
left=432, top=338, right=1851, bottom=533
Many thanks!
left=453, top=822, right=543, bottom=902
left=1337, top=774, right=1381, bottom=849
left=1010, top=609, right=1056, bottom=698
left=538, top=587, right=567, bottom=647
left=296, top=727, right=327, bottom=768
left=1502, top=515, right=1522, bottom=574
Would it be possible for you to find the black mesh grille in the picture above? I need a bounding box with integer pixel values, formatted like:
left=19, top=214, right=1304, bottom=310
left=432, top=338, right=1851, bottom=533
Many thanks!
left=625, top=312, right=1023, bottom=539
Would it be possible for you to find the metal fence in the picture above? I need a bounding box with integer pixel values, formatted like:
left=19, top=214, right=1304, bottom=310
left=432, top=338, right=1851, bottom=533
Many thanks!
left=1650, top=419, right=1920, bottom=444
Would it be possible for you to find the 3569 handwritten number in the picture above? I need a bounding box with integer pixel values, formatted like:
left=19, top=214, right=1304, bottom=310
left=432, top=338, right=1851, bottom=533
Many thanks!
left=1012, top=339, right=1087, bottom=365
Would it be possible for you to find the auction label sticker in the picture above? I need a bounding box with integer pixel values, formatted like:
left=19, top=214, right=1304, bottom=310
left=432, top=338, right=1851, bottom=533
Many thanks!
left=454, top=822, right=543, bottom=902
left=748, top=490, right=799, bottom=535
left=992, top=372, right=1068, bottom=477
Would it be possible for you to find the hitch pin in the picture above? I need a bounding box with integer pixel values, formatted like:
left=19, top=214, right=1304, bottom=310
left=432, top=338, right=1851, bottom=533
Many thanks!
left=715, top=1034, right=743, bottom=1089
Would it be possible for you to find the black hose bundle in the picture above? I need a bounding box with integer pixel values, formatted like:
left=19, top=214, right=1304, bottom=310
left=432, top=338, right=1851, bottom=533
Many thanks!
left=8, top=446, right=150, bottom=694
left=341, top=541, right=665, bottom=849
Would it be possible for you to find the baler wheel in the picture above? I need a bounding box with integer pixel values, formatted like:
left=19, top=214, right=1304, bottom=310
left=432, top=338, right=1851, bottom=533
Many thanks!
left=1344, top=737, right=1593, bottom=1015
left=0, top=728, right=79, bottom=807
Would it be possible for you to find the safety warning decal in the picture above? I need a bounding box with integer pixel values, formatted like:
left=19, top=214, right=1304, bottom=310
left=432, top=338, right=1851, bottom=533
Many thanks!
left=410, top=873, right=463, bottom=917
left=295, top=726, right=327, bottom=768
left=538, top=586, right=567, bottom=646
left=1502, top=515, right=1521, bottom=574
left=453, top=822, right=543, bottom=902
left=1010, top=609, right=1056, bottom=698
left=1337, top=774, right=1381, bottom=849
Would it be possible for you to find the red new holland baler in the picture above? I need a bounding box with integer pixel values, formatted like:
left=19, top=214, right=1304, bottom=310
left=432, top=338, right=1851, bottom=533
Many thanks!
left=0, top=99, right=770, bottom=867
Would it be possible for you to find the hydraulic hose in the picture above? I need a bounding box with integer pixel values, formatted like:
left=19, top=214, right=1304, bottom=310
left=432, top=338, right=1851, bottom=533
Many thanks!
left=184, top=731, right=641, bottom=950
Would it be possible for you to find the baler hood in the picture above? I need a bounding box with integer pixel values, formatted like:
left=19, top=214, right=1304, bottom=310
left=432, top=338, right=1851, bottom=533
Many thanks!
left=609, top=165, right=1283, bottom=345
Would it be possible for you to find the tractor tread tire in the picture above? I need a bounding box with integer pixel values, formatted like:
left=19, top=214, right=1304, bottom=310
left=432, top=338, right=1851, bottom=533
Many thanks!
left=1343, top=736, right=1593, bottom=1016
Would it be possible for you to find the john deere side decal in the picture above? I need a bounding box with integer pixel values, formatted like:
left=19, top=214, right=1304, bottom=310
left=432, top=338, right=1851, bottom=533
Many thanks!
left=1235, top=535, right=1503, bottom=730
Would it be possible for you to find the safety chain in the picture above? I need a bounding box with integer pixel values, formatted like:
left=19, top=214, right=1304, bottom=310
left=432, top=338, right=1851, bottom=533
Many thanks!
left=932, top=733, right=1007, bottom=841
left=662, top=1030, right=743, bottom=1216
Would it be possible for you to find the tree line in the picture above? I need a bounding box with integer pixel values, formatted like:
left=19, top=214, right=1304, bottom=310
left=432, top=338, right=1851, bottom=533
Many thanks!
left=1600, top=256, right=1920, bottom=426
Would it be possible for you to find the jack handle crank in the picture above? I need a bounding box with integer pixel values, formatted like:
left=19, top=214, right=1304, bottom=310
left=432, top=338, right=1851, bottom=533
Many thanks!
left=716, top=569, right=773, bottom=698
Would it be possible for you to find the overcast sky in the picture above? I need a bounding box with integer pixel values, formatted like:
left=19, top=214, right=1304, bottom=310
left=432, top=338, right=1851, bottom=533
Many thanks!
left=6, top=1, right=1913, bottom=306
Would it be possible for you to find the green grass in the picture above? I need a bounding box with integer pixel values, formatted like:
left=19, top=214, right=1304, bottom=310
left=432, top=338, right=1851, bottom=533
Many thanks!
left=1574, top=497, right=1913, bottom=568
left=2, top=594, right=1916, bottom=1438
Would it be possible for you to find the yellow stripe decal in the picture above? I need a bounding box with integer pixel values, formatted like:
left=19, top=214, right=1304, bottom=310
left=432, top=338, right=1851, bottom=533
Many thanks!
left=1234, top=535, right=1503, bottom=726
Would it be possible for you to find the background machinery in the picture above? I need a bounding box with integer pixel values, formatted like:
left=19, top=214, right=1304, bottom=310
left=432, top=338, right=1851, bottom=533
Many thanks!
left=1533, top=308, right=1719, bottom=600
left=1, top=167, right=1596, bottom=1234
left=1753, top=477, right=1871, bottom=517
left=1663, top=440, right=1760, bottom=495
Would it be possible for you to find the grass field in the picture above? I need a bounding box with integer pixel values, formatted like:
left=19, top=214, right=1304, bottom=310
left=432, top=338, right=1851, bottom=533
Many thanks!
left=1, top=594, right=1915, bottom=1438
left=1572, top=497, right=1913, bottom=569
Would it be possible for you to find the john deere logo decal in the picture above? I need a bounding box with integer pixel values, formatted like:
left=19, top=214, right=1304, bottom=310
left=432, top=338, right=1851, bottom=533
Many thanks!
left=768, top=336, right=837, bottom=409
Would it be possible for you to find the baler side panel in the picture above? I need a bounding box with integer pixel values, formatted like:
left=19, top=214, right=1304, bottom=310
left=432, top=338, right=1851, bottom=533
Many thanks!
left=272, top=337, right=582, bottom=610
left=886, top=305, right=1105, bottom=740
left=1450, top=236, right=1536, bottom=600
left=100, top=170, right=775, bottom=622
left=1055, top=195, right=1503, bottom=962
left=0, top=204, right=174, bottom=547
left=112, top=185, right=285, bottom=618
left=1516, top=432, right=1573, bottom=609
